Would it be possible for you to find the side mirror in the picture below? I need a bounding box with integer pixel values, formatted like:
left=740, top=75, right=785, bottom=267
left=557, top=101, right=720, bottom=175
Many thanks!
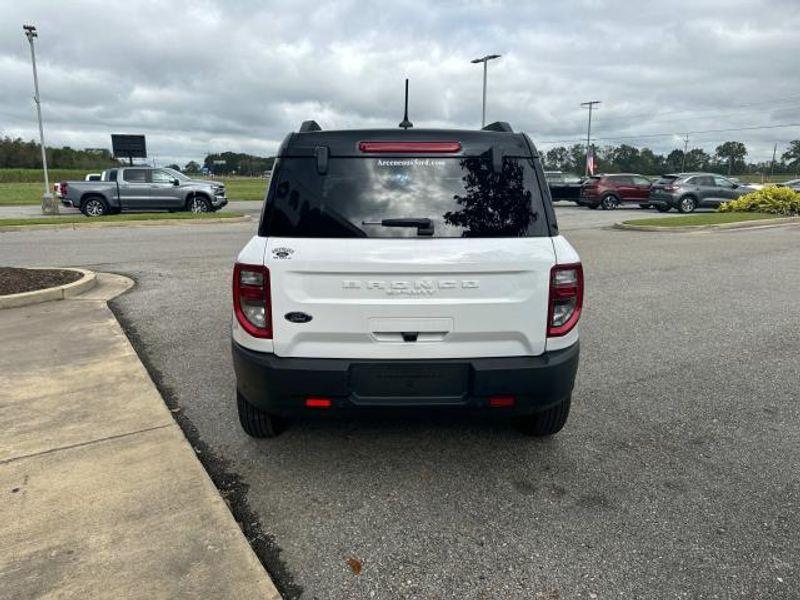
left=172, top=178, right=180, bottom=186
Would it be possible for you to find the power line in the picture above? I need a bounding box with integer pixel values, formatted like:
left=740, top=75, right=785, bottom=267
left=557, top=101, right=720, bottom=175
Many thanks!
left=538, top=122, right=800, bottom=145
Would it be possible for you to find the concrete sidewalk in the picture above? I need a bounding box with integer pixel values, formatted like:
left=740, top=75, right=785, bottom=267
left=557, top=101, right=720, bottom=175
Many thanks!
left=0, top=274, right=280, bottom=599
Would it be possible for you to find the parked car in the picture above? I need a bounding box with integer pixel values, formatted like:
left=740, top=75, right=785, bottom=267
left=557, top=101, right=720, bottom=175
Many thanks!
left=58, top=167, right=228, bottom=216
left=579, top=173, right=652, bottom=209
left=776, top=178, right=800, bottom=191
left=84, top=173, right=102, bottom=181
left=545, top=170, right=584, bottom=202
left=231, top=120, right=582, bottom=438
left=649, top=172, right=756, bottom=213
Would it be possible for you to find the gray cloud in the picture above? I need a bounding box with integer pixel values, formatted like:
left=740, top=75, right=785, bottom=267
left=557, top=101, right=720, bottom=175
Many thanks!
left=1, top=0, right=799, bottom=166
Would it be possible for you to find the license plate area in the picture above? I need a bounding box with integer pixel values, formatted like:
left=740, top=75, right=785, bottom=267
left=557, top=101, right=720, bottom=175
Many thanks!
left=349, top=363, right=469, bottom=406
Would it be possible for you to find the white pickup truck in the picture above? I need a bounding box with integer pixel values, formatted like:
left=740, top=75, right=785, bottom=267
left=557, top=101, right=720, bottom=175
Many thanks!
left=58, top=167, right=228, bottom=216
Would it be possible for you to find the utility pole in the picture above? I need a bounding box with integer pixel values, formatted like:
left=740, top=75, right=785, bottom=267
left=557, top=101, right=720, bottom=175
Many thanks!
left=471, top=54, right=501, bottom=128
left=681, top=133, right=689, bottom=172
left=580, top=100, right=601, bottom=176
left=23, top=24, right=58, bottom=214
left=769, top=142, right=777, bottom=181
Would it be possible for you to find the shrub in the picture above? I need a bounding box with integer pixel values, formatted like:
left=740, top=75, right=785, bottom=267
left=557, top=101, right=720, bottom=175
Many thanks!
left=718, top=186, right=800, bottom=216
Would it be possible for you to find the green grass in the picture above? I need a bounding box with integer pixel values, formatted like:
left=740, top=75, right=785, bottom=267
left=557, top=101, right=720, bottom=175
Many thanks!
left=623, top=212, right=783, bottom=228
left=0, top=183, right=42, bottom=205
left=0, top=211, right=244, bottom=227
left=0, top=168, right=101, bottom=183
left=217, top=176, right=269, bottom=201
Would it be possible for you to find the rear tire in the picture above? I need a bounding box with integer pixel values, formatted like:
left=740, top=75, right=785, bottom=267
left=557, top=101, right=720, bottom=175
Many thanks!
left=237, top=390, right=285, bottom=438
left=678, top=196, right=697, bottom=213
left=656, top=205, right=671, bottom=213
left=600, top=194, right=619, bottom=210
left=80, top=196, right=109, bottom=217
left=515, top=396, right=571, bottom=437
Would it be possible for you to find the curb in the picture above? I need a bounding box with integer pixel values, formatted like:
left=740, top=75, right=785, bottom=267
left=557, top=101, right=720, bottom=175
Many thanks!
left=0, top=268, right=96, bottom=309
left=614, top=216, right=800, bottom=233
left=0, top=214, right=250, bottom=233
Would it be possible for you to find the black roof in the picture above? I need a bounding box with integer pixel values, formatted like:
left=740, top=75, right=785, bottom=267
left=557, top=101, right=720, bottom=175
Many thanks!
left=279, top=126, right=536, bottom=158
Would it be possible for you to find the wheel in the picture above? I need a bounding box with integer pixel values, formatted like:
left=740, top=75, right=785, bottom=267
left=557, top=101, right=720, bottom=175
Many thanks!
left=638, top=203, right=652, bottom=209
left=600, top=194, right=619, bottom=210
left=187, top=195, right=211, bottom=213
left=80, top=196, right=109, bottom=217
left=656, top=205, right=671, bottom=213
left=515, top=396, right=571, bottom=437
left=237, top=390, right=285, bottom=438
left=678, top=196, right=697, bottom=213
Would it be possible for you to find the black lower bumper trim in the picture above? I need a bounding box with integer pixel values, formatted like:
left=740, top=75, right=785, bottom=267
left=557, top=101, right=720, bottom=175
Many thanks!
left=232, top=342, right=580, bottom=416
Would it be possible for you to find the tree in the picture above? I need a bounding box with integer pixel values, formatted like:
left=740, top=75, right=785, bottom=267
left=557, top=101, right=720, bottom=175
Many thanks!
left=781, top=140, right=800, bottom=170
left=684, top=148, right=711, bottom=171
left=567, top=144, right=586, bottom=174
left=544, top=146, right=569, bottom=171
left=715, top=141, right=747, bottom=175
left=184, top=160, right=201, bottom=174
left=166, top=163, right=181, bottom=171
left=666, top=149, right=684, bottom=171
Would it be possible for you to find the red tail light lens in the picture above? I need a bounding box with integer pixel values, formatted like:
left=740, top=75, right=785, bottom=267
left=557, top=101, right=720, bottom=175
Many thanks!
left=547, top=263, right=584, bottom=337
left=358, top=141, right=461, bottom=153
left=489, top=396, right=516, bottom=408
left=233, top=263, right=271, bottom=338
left=305, top=397, right=332, bottom=408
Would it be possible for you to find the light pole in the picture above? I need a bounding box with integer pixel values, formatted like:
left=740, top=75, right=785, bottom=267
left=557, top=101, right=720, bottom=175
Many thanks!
left=580, top=100, right=601, bottom=176
left=23, top=24, right=57, bottom=214
left=471, top=54, right=501, bottom=128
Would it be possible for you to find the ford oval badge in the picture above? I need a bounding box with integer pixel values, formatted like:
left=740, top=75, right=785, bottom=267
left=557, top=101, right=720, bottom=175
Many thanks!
left=285, top=312, right=313, bottom=324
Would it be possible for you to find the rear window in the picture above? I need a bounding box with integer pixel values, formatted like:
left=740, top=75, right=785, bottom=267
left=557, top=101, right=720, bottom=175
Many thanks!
left=654, top=176, right=679, bottom=185
left=261, top=157, right=547, bottom=238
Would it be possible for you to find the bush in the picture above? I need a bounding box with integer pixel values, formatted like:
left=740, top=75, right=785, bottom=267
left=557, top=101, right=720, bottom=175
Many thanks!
left=718, top=186, right=800, bottom=216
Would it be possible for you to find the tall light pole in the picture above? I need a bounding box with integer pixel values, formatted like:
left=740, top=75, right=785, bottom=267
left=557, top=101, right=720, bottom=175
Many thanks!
left=580, top=100, right=601, bottom=176
left=471, top=54, right=501, bottom=128
left=681, top=133, right=689, bottom=172
left=23, top=24, right=57, bottom=214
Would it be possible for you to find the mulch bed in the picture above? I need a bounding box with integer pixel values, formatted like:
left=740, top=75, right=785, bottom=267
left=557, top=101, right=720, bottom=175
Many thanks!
left=0, top=267, right=82, bottom=296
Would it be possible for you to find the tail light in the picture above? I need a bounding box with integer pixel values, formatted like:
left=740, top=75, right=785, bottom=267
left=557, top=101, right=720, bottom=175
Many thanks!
left=663, top=185, right=676, bottom=192
left=233, top=263, right=271, bottom=338
left=547, top=263, right=583, bottom=337
left=305, top=397, right=332, bottom=408
left=59, top=181, right=68, bottom=196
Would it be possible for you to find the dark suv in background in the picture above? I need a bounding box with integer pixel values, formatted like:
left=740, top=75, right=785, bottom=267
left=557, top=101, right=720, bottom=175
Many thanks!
left=579, top=173, right=652, bottom=210
left=649, top=173, right=756, bottom=213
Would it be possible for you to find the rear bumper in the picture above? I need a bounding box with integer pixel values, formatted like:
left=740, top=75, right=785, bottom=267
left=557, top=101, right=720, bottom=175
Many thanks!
left=232, top=341, right=579, bottom=416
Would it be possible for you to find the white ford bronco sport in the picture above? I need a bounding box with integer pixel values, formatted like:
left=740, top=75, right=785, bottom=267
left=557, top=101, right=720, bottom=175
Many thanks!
left=232, top=120, right=582, bottom=438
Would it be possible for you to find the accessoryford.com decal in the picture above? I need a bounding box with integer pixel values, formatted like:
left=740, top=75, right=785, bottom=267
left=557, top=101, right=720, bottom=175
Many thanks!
left=376, top=159, right=446, bottom=168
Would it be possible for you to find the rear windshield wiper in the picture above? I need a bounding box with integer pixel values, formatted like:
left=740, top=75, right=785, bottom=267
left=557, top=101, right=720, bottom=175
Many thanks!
left=362, top=218, right=434, bottom=236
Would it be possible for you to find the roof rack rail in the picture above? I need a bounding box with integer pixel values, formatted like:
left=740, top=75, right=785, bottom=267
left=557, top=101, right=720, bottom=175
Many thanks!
left=299, top=120, right=322, bottom=133
left=482, top=121, right=513, bottom=133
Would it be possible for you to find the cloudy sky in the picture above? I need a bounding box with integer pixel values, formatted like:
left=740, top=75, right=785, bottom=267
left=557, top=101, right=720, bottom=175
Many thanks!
left=2, top=0, right=799, bottom=166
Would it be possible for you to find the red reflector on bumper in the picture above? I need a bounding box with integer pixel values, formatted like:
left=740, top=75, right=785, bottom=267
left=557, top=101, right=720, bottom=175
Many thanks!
left=305, top=397, right=332, bottom=408
left=489, top=396, right=515, bottom=408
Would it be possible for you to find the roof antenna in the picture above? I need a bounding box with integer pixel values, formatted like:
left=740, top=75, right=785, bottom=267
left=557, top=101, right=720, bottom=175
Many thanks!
left=399, top=78, right=413, bottom=129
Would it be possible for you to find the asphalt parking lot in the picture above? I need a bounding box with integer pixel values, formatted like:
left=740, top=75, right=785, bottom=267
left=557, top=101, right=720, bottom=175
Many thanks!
left=3, top=206, right=799, bottom=599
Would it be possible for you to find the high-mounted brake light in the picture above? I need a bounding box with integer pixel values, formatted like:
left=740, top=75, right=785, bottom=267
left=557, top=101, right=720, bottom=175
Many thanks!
left=233, top=263, right=272, bottom=338
left=358, top=141, right=461, bottom=153
left=547, top=263, right=584, bottom=337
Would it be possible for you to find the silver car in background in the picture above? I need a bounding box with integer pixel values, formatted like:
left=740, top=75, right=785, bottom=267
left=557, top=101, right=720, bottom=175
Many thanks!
left=649, top=172, right=756, bottom=213
left=58, top=167, right=228, bottom=216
